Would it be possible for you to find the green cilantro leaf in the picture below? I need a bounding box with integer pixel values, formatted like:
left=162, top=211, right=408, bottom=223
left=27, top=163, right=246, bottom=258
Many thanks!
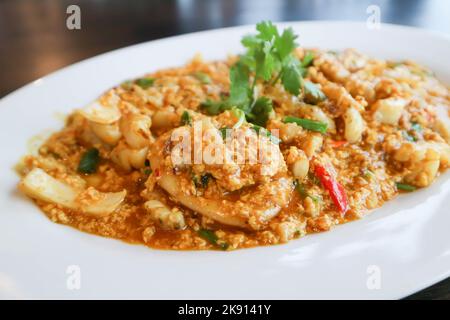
left=78, top=148, right=100, bottom=174
left=254, top=41, right=277, bottom=81
left=275, top=27, right=298, bottom=61
left=202, top=22, right=317, bottom=122
left=193, top=72, right=211, bottom=84
left=255, top=21, right=279, bottom=41
left=231, top=107, right=246, bottom=129
left=135, top=77, right=155, bottom=89
left=299, top=51, right=315, bottom=77
left=228, top=63, right=251, bottom=110
left=241, top=34, right=260, bottom=49
left=200, top=100, right=225, bottom=115
left=281, top=56, right=302, bottom=95
left=303, top=81, right=326, bottom=104
left=200, top=63, right=251, bottom=115
left=197, top=228, right=229, bottom=250
left=181, top=110, right=192, bottom=126
left=301, top=51, right=315, bottom=68
left=246, top=97, right=273, bottom=127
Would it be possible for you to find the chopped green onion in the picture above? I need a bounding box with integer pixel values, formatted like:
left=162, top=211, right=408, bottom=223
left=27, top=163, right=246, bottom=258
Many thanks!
left=294, top=180, right=321, bottom=203
left=193, top=72, right=211, bottom=84
left=120, top=80, right=133, bottom=90
left=197, top=229, right=229, bottom=250
left=396, top=182, right=416, bottom=192
left=144, top=169, right=152, bottom=175
left=283, top=116, right=328, bottom=133
left=135, top=77, right=155, bottom=89
left=219, top=127, right=229, bottom=140
left=181, top=111, right=192, bottom=126
left=78, top=148, right=100, bottom=174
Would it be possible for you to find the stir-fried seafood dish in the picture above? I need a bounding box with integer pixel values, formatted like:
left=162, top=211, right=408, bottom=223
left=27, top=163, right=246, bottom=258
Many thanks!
left=17, top=22, right=450, bottom=250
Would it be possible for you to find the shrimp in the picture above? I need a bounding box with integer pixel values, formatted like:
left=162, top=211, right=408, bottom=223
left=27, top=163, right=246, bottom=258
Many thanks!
left=147, top=121, right=294, bottom=230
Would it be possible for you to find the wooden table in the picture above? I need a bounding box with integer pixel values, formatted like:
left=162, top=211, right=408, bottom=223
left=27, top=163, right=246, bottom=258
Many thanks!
left=1, top=0, right=449, bottom=299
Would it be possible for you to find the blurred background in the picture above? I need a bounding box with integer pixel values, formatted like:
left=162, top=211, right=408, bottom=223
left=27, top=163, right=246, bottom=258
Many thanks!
left=0, top=0, right=449, bottom=299
left=1, top=0, right=450, bottom=98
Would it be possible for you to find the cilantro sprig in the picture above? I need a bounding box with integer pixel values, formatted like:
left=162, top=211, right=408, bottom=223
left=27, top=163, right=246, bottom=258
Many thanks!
left=241, top=21, right=309, bottom=96
left=197, top=228, right=229, bottom=250
left=201, top=21, right=325, bottom=129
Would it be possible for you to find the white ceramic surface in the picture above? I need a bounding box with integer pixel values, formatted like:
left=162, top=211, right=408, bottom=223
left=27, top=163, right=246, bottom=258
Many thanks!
left=0, top=21, right=449, bottom=299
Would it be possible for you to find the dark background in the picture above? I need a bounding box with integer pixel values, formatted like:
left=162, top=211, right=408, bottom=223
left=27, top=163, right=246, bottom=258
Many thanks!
left=0, top=0, right=449, bottom=299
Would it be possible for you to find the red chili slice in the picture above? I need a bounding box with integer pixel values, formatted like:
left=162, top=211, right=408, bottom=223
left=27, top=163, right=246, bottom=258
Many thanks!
left=329, top=140, right=347, bottom=148
left=314, top=164, right=349, bottom=215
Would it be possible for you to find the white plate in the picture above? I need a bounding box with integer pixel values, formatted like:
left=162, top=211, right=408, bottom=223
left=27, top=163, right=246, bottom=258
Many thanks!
left=0, top=21, right=449, bottom=300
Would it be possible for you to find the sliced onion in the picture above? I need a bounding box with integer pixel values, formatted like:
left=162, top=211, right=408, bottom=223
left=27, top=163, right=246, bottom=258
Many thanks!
left=82, top=189, right=127, bottom=216
left=20, top=168, right=126, bottom=217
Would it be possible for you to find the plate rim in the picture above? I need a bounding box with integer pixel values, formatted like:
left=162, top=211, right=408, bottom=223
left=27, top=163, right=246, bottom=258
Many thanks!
left=1, top=20, right=450, bottom=300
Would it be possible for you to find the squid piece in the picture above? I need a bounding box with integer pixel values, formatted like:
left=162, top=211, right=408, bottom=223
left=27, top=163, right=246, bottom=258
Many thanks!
left=285, top=147, right=309, bottom=180
left=315, top=52, right=351, bottom=83
left=78, top=92, right=121, bottom=125
left=120, top=113, right=153, bottom=149
left=373, top=97, right=408, bottom=125
left=394, top=141, right=450, bottom=187
left=89, top=121, right=122, bottom=145
left=344, top=106, right=365, bottom=143
left=110, top=142, right=149, bottom=171
left=20, top=168, right=126, bottom=216
left=149, top=153, right=294, bottom=230
left=144, top=200, right=185, bottom=230
left=151, top=109, right=179, bottom=130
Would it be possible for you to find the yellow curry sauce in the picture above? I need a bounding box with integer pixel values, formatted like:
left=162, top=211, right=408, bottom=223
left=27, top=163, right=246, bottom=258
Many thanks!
left=17, top=25, right=450, bottom=250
